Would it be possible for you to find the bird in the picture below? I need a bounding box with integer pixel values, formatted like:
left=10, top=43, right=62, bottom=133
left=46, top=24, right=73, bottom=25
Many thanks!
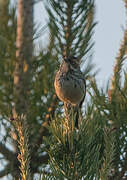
left=54, top=56, right=86, bottom=128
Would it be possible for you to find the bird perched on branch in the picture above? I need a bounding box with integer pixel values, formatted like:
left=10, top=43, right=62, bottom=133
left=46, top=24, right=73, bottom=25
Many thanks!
left=54, top=56, right=86, bottom=128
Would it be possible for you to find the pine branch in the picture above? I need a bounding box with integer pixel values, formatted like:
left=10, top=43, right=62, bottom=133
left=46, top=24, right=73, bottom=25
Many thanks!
left=0, top=165, right=10, bottom=178
left=28, top=94, right=58, bottom=174
left=0, top=143, right=15, bottom=162
left=31, top=154, right=49, bottom=174
left=111, top=30, right=127, bottom=91
left=45, top=94, right=58, bottom=123
left=45, top=0, right=95, bottom=59
left=46, top=111, right=103, bottom=179
left=116, top=148, right=127, bottom=179
left=0, top=161, right=20, bottom=179
left=31, top=94, right=58, bottom=156
left=99, top=128, right=115, bottom=180
left=111, top=0, right=127, bottom=91
left=13, top=115, right=31, bottom=180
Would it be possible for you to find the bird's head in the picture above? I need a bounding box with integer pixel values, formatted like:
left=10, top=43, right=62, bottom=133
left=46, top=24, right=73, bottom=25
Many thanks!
left=63, top=56, right=80, bottom=70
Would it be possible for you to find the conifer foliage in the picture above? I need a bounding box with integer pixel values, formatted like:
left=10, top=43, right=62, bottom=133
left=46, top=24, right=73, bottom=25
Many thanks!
left=45, top=0, right=96, bottom=59
left=0, top=0, right=127, bottom=180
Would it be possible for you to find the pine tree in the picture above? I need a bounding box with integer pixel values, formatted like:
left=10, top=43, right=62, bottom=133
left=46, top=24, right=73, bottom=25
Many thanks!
left=42, top=0, right=127, bottom=180
left=43, top=0, right=102, bottom=179
left=0, top=0, right=127, bottom=179
left=0, top=0, right=57, bottom=179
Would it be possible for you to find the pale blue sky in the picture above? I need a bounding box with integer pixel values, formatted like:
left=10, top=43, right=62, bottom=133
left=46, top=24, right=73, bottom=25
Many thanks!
left=94, top=0, right=126, bottom=84
left=34, top=0, right=126, bottom=86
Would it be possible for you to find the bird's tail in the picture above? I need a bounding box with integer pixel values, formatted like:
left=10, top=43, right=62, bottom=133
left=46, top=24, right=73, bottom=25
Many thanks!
left=64, top=103, right=81, bottom=128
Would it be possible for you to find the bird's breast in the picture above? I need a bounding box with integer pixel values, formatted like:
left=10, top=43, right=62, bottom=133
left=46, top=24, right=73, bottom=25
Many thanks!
left=54, top=72, right=85, bottom=105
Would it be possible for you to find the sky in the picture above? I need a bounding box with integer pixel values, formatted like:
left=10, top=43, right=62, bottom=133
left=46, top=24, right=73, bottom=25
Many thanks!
left=34, top=0, right=126, bottom=86
left=94, top=0, right=126, bottom=85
